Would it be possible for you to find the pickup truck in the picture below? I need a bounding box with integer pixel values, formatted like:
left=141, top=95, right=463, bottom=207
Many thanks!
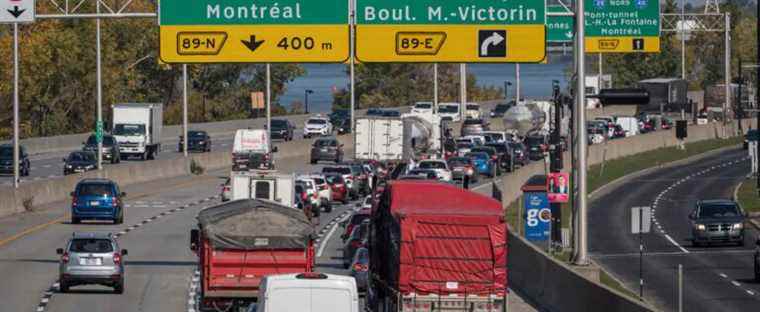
left=368, top=180, right=507, bottom=312
left=190, top=199, right=314, bottom=311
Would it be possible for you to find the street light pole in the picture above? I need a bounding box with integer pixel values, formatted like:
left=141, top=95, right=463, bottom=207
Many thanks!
left=504, top=81, right=511, bottom=102
left=95, top=0, right=103, bottom=170
left=304, top=89, right=313, bottom=114
left=573, top=0, right=590, bottom=266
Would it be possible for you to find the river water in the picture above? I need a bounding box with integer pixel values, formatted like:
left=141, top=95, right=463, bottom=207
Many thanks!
left=279, top=54, right=573, bottom=113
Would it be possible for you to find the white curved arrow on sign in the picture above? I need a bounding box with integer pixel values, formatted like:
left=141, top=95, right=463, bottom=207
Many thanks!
left=480, top=32, right=505, bottom=56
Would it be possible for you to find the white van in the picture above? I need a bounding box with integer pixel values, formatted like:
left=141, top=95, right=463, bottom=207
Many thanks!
left=615, top=116, right=639, bottom=137
left=255, top=273, right=359, bottom=312
left=232, top=129, right=275, bottom=171
left=437, top=102, right=461, bottom=122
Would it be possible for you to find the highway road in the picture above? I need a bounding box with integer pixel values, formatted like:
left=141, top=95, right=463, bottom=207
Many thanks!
left=0, top=136, right=535, bottom=312
left=589, top=147, right=760, bottom=312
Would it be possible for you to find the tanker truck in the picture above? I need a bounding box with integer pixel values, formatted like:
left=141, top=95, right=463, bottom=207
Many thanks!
left=354, top=113, right=441, bottom=161
left=502, top=101, right=568, bottom=138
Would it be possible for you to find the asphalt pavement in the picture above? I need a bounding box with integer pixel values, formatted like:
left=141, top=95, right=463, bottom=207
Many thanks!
left=589, top=147, right=760, bottom=312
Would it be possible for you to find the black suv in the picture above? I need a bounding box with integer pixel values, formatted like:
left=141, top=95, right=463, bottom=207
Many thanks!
left=689, top=199, right=747, bottom=247
left=310, top=137, right=343, bottom=164
left=179, top=130, right=211, bottom=152
left=0, top=144, right=30, bottom=176
left=83, top=134, right=121, bottom=164
left=270, top=119, right=295, bottom=141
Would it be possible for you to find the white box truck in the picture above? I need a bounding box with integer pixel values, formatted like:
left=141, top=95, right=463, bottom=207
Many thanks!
left=355, top=117, right=404, bottom=161
left=232, top=129, right=276, bottom=171
left=230, top=171, right=295, bottom=208
left=111, top=103, right=163, bottom=160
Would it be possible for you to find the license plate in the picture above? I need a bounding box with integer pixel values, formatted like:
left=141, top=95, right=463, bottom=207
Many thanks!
left=74, top=169, right=85, bottom=173
left=79, top=257, right=102, bottom=266
left=238, top=164, right=247, bottom=168
left=90, top=201, right=100, bottom=206
left=321, top=148, right=328, bottom=152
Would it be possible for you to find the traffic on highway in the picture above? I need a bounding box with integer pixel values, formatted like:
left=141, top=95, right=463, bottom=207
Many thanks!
left=3, top=1, right=760, bottom=312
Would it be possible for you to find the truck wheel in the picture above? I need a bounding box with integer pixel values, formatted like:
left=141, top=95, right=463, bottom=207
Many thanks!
left=139, top=153, right=146, bottom=161
left=71, top=217, right=80, bottom=224
left=324, top=203, right=332, bottom=213
left=310, top=158, right=317, bottom=164
left=147, top=150, right=155, bottom=160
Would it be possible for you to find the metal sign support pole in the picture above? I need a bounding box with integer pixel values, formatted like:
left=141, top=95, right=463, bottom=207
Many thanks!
left=678, top=264, right=683, bottom=312
left=460, top=63, right=467, bottom=120
left=724, top=13, right=731, bottom=132
left=266, top=63, right=271, bottom=136
left=515, top=63, right=521, bottom=101
left=182, top=64, right=188, bottom=157
left=12, top=22, right=19, bottom=188
left=433, top=63, right=439, bottom=111
left=96, top=0, right=103, bottom=169
left=350, top=0, right=356, bottom=135
left=680, top=0, right=686, bottom=80
left=639, top=208, right=644, bottom=299
left=573, top=0, right=589, bottom=266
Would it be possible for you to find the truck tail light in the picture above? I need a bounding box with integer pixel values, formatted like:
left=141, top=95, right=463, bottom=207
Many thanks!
left=353, top=263, right=368, bottom=272
left=113, top=252, right=122, bottom=265
left=112, top=197, right=118, bottom=206
left=71, top=196, right=78, bottom=207
left=491, top=155, right=498, bottom=161
left=61, top=252, right=69, bottom=264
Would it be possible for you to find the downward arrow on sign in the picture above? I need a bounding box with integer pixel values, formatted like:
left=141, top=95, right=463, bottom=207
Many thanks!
left=7, top=6, right=25, bottom=18
left=241, top=35, right=265, bottom=52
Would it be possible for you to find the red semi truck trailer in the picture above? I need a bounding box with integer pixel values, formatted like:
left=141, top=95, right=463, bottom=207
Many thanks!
left=369, top=180, right=507, bottom=312
left=190, top=199, right=314, bottom=311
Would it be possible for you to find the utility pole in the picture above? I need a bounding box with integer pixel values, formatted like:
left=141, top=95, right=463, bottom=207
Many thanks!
left=266, top=64, right=271, bottom=136
left=460, top=63, right=467, bottom=120
left=757, top=0, right=760, bottom=195
left=433, top=63, right=439, bottom=112
left=12, top=22, right=19, bottom=187
left=681, top=0, right=686, bottom=80
left=573, top=0, right=589, bottom=266
left=96, top=0, right=103, bottom=170
left=515, top=63, right=522, bottom=101
left=724, top=13, right=731, bottom=132
left=182, top=64, right=188, bottom=157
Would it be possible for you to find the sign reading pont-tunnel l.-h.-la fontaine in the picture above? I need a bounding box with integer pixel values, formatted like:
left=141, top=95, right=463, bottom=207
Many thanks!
left=355, top=0, right=547, bottom=63
left=158, top=0, right=350, bottom=63
left=584, top=0, right=661, bottom=53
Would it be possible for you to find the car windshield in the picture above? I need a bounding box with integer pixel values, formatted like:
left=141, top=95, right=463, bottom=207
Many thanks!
left=307, top=119, right=327, bottom=125
left=382, top=111, right=400, bottom=117
left=323, top=167, right=351, bottom=174
left=325, top=175, right=343, bottom=184
left=472, top=147, right=494, bottom=155
left=486, top=144, right=507, bottom=152
left=78, top=183, right=114, bottom=197
left=86, top=135, right=114, bottom=146
left=526, top=136, right=544, bottom=145
left=352, top=223, right=369, bottom=240
left=295, top=185, right=304, bottom=194
left=69, top=238, right=113, bottom=253
left=466, top=104, right=479, bottom=110
left=313, top=177, right=326, bottom=185
left=113, top=124, right=145, bottom=136
left=350, top=213, right=369, bottom=225
left=0, top=147, right=12, bottom=158
left=699, top=204, right=740, bottom=218
left=418, top=161, right=446, bottom=169
left=415, top=103, right=432, bottom=109
left=68, top=152, right=93, bottom=162
left=494, top=104, right=509, bottom=112
left=463, top=119, right=483, bottom=125
left=438, top=105, right=458, bottom=113
left=509, top=143, right=524, bottom=150
left=467, top=152, right=489, bottom=160
left=188, top=131, right=206, bottom=138
left=315, top=140, right=336, bottom=147
left=447, top=158, right=469, bottom=167
left=270, top=120, right=287, bottom=129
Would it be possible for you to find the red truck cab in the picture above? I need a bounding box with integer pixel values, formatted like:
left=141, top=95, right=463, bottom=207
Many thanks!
left=191, top=199, right=314, bottom=311
left=369, top=180, right=507, bottom=312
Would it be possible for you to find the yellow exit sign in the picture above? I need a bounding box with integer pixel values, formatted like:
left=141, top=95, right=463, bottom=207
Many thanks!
left=585, top=37, right=660, bottom=53
left=356, top=25, right=546, bottom=63
left=160, top=25, right=350, bottom=63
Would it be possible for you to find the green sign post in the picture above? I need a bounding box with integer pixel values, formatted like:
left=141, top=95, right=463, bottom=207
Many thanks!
left=584, top=0, right=661, bottom=52
left=547, top=6, right=574, bottom=43
left=355, top=0, right=547, bottom=62
left=95, top=120, right=104, bottom=144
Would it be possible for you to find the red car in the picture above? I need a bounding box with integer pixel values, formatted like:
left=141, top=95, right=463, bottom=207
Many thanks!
left=340, top=208, right=371, bottom=242
left=324, top=173, right=349, bottom=204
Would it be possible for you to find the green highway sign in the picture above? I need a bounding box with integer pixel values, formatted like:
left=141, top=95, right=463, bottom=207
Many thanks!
left=547, top=6, right=573, bottom=42
left=159, top=0, right=350, bottom=63
left=355, top=0, right=547, bottom=62
left=584, top=0, right=661, bottom=52
left=159, top=0, right=347, bottom=25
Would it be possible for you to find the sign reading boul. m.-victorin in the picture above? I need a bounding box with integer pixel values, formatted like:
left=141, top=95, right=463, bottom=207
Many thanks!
left=158, top=0, right=349, bottom=63
left=355, top=0, right=547, bottom=63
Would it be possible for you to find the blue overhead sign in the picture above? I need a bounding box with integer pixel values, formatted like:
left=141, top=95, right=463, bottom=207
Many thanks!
left=524, top=192, right=551, bottom=242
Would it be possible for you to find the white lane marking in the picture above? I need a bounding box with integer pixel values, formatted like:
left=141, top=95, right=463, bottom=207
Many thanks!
left=719, top=273, right=728, bottom=279
left=317, top=214, right=351, bottom=257
left=663, top=234, right=689, bottom=253
left=43, top=164, right=51, bottom=168
left=748, top=290, right=756, bottom=296
left=731, top=281, right=741, bottom=287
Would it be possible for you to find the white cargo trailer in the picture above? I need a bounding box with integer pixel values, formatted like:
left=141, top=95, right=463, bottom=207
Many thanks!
left=230, top=171, right=295, bottom=208
left=355, top=117, right=404, bottom=161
